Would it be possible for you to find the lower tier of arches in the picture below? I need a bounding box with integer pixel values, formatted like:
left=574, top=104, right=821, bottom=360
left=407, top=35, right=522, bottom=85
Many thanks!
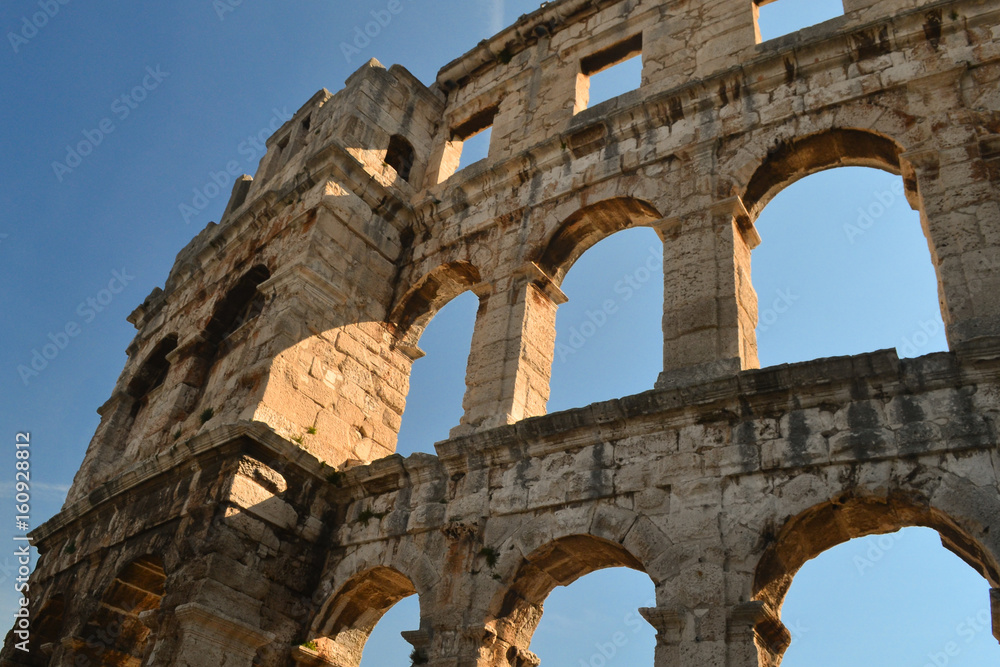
left=6, top=341, right=1000, bottom=667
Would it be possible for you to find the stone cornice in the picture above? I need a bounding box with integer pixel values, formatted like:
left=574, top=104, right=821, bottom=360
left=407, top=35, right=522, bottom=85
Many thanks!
left=417, top=0, right=1000, bottom=233
left=34, top=337, right=1000, bottom=547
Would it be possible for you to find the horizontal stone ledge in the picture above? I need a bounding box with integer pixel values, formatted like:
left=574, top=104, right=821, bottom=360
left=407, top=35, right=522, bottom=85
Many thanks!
left=438, top=341, right=1000, bottom=471
left=34, top=338, right=1000, bottom=545
left=417, top=0, right=999, bottom=221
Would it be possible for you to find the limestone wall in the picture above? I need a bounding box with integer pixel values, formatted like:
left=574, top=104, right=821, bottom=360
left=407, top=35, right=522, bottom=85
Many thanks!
left=10, top=0, right=1000, bottom=664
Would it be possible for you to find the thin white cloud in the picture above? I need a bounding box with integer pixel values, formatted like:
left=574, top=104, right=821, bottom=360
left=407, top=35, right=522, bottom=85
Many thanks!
left=0, top=482, right=70, bottom=500
left=482, top=0, right=505, bottom=34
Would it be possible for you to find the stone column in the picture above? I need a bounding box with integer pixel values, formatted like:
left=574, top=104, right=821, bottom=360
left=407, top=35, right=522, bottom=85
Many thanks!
left=656, top=197, right=760, bottom=388
left=903, top=144, right=1000, bottom=346
left=727, top=601, right=789, bottom=667
left=991, top=588, right=1000, bottom=644
left=900, top=67, right=1000, bottom=346
left=402, top=628, right=433, bottom=666
left=454, top=265, right=564, bottom=436
left=639, top=606, right=685, bottom=666
left=167, top=602, right=274, bottom=667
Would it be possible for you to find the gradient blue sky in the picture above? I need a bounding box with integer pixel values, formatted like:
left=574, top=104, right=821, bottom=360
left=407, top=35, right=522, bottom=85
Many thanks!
left=1, top=0, right=997, bottom=665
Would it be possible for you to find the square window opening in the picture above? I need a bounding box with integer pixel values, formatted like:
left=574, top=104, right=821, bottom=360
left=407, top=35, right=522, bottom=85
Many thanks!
left=577, top=34, right=643, bottom=113
left=457, top=126, right=493, bottom=170
left=755, top=0, right=845, bottom=43
left=439, top=105, right=499, bottom=180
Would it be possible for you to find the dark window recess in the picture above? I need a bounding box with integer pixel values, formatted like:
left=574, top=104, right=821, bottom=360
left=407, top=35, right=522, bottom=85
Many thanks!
left=581, top=33, right=643, bottom=76
left=451, top=105, right=499, bottom=142
left=184, top=265, right=272, bottom=413
left=386, top=135, right=417, bottom=182
left=127, top=334, right=179, bottom=418
left=452, top=105, right=500, bottom=171
left=204, top=265, right=271, bottom=348
left=128, top=335, right=179, bottom=401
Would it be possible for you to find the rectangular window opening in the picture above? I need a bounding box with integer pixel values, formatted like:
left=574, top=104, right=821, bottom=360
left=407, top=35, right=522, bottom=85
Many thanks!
left=577, top=33, right=643, bottom=113
left=754, top=0, right=845, bottom=43
left=448, top=105, right=499, bottom=175
left=457, top=126, right=493, bottom=171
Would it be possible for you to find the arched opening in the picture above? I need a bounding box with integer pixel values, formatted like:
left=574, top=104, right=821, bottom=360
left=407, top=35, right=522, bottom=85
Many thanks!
left=492, top=536, right=655, bottom=664
left=536, top=197, right=662, bottom=286
left=305, top=567, right=419, bottom=667
left=359, top=596, right=421, bottom=666
left=743, top=129, right=909, bottom=219
left=752, top=167, right=946, bottom=364
left=126, top=334, right=179, bottom=422
left=529, top=568, right=656, bottom=666
left=394, top=291, right=478, bottom=454
left=536, top=197, right=664, bottom=411
left=744, top=130, right=947, bottom=365
left=780, top=528, right=1000, bottom=666
left=74, top=555, right=166, bottom=666
left=190, top=264, right=271, bottom=410
left=128, top=335, right=179, bottom=404
left=390, top=261, right=481, bottom=455
left=20, top=594, right=65, bottom=664
left=203, top=264, right=271, bottom=353
left=549, top=227, right=664, bottom=410
left=753, top=497, right=1000, bottom=666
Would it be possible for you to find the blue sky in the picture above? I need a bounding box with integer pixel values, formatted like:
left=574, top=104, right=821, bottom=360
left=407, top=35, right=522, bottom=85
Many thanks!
left=1, top=0, right=996, bottom=665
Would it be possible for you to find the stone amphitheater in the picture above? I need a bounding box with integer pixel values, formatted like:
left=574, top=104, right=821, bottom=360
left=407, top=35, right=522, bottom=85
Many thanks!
left=4, top=0, right=1000, bottom=664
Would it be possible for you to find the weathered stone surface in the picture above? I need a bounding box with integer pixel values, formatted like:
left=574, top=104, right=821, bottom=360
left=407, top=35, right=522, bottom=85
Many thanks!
left=5, top=0, right=1000, bottom=665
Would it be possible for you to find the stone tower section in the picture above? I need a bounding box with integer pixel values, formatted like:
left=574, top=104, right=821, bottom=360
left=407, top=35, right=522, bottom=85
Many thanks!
left=5, top=0, right=1000, bottom=665
left=66, top=62, right=446, bottom=504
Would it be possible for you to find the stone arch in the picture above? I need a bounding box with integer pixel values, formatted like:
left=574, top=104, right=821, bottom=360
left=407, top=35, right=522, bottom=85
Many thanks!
left=740, top=127, right=910, bottom=220
left=730, top=124, right=957, bottom=365
left=535, top=197, right=663, bottom=285
left=203, top=263, right=272, bottom=352
left=388, top=260, right=483, bottom=353
left=188, top=263, right=272, bottom=408
left=127, top=334, right=179, bottom=406
left=489, top=534, right=654, bottom=659
left=750, top=492, right=1000, bottom=664
left=17, top=594, right=65, bottom=664
left=73, top=554, right=167, bottom=666
left=305, top=566, right=418, bottom=667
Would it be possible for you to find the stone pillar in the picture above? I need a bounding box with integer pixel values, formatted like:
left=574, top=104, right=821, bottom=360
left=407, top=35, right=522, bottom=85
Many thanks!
left=165, top=602, right=274, bottom=667
left=991, top=588, right=1000, bottom=644
left=419, top=623, right=537, bottom=667
left=727, top=601, right=789, bottom=667
left=454, top=266, right=564, bottom=436
left=903, top=144, right=1000, bottom=346
left=900, top=67, right=1000, bottom=346
left=656, top=197, right=760, bottom=388
left=402, top=628, right=433, bottom=666
left=639, top=606, right=685, bottom=666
